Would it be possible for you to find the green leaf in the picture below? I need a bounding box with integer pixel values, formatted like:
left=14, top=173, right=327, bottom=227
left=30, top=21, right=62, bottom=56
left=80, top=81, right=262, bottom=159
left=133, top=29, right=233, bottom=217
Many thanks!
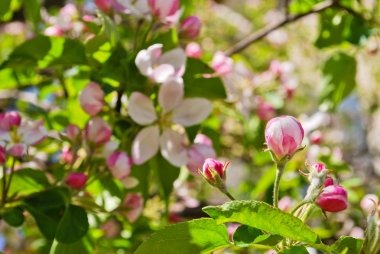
left=99, top=12, right=119, bottom=47
left=99, top=45, right=129, bottom=82
left=55, top=205, right=89, bottom=244
left=233, top=225, right=262, bottom=247
left=278, top=246, right=309, bottom=254
left=154, top=155, right=180, bottom=204
left=50, top=238, right=93, bottom=254
left=329, top=236, right=363, bottom=254
left=133, top=218, right=230, bottom=254
left=183, top=58, right=226, bottom=100
left=8, top=168, right=50, bottom=196
left=315, top=10, right=349, bottom=48
left=0, top=0, right=12, bottom=19
left=319, top=52, right=356, bottom=111
left=49, top=39, right=88, bottom=66
left=2, top=207, right=25, bottom=227
left=23, top=0, right=41, bottom=29
left=22, top=187, right=68, bottom=240
left=203, top=200, right=320, bottom=244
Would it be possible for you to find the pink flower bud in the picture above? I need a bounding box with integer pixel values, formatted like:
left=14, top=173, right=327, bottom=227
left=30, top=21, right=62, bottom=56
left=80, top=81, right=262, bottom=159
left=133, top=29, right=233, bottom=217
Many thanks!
left=0, top=146, right=6, bottom=164
left=65, top=172, right=88, bottom=189
left=79, top=82, right=105, bottom=116
left=61, top=146, right=74, bottom=164
left=123, top=193, right=144, bottom=223
left=95, top=0, right=113, bottom=13
left=0, top=111, right=21, bottom=131
left=360, top=194, right=379, bottom=214
left=324, top=177, right=334, bottom=187
left=278, top=196, right=294, bottom=212
left=44, top=26, right=64, bottom=37
left=107, top=151, right=132, bottom=179
left=8, top=144, right=26, bottom=158
left=66, top=124, right=81, bottom=142
left=85, top=117, right=112, bottom=145
left=185, top=42, right=202, bottom=59
left=311, top=162, right=326, bottom=173
left=180, top=16, right=202, bottom=40
left=148, top=0, right=179, bottom=20
left=316, top=184, right=348, bottom=212
left=256, top=99, right=275, bottom=121
left=101, top=219, right=121, bottom=238
left=310, top=130, right=323, bottom=145
left=194, top=133, right=213, bottom=147
left=211, top=51, right=233, bottom=76
left=201, top=158, right=226, bottom=183
left=265, top=116, right=304, bottom=160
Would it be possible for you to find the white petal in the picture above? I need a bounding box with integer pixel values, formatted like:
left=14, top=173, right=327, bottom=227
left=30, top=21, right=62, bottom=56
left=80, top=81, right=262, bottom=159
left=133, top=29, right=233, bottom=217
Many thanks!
left=160, top=129, right=188, bottom=167
left=152, top=64, right=175, bottom=83
left=173, top=98, right=212, bottom=127
left=158, top=77, right=184, bottom=113
left=135, top=49, right=152, bottom=76
left=132, top=125, right=160, bottom=165
left=128, top=92, right=157, bottom=125
left=159, top=48, right=186, bottom=71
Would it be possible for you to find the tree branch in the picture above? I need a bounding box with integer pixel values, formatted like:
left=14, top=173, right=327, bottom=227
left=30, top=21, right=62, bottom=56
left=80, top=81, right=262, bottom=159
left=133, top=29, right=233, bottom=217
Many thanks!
left=224, top=0, right=362, bottom=56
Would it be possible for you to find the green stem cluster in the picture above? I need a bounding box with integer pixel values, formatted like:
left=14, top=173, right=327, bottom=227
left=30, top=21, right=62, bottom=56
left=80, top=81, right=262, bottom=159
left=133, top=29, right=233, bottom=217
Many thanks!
left=273, top=163, right=285, bottom=208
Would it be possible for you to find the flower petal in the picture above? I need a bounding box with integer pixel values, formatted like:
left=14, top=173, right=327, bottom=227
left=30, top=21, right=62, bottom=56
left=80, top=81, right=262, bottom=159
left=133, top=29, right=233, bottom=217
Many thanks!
left=152, top=64, right=175, bottom=83
left=132, top=125, right=160, bottom=165
left=128, top=92, right=157, bottom=125
left=159, top=47, right=186, bottom=74
left=160, top=129, right=188, bottom=167
left=173, top=98, right=212, bottom=127
left=158, top=77, right=184, bottom=113
left=135, top=44, right=162, bottom=76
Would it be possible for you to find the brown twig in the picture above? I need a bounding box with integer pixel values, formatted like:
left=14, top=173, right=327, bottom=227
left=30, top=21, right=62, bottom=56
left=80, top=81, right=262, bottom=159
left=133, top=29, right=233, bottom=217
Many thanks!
left=224, top=0, right=363, bottom=56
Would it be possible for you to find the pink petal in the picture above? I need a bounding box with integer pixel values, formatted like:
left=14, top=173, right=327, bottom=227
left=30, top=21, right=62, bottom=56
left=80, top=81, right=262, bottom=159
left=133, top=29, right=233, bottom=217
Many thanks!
left=128, top=92, right=157, bottom=125
left=160, top=129, right=188, bottom=167
left=158, top=77, right=184, bottom=113
left=132, top=125, right=160, bottom=165
left=173, top=98, right=212, bottom=127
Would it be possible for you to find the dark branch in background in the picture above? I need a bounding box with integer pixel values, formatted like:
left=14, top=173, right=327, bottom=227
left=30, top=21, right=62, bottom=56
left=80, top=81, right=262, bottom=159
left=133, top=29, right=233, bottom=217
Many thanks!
left=115, top=89, right=123, bottom=113
left=224, top=0, right=364, bottom=56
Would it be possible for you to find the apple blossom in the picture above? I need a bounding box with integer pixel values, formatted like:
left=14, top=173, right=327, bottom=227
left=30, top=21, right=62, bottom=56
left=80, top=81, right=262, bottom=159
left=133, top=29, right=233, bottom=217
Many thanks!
left=122, top=193, right=144, bottom=223
left=112, top=0, right=150, bottom=18
left=316, top=184, right=348, bottom=212
left=180, top=16, right=202, bottom=40
left=194, top=133, right=213, bottom=147
left=0, top=146, right=6, bottom=164
left=185, top=42, right=202, bottom=59
left=44, top=26, right=64, bottom=37
left=61, top=146, right=74, bottom=164
left=186, top=143, right=216, bottom=175
left=360, top=194, right=379, bottom=214
left=135, top=44, right=186, bottom=83
left=310, top=130, right=323, bottom=145
left=101, top=219, right=121, bottom=238
left=107, top=151, right=132, bottom=179
left=17, top=120, right=48, bottom=146
left=148, top=0, right=181, bottom=26
left=66, top=124, right=81, bottom=142
left=265, top=115, right=304, bottom=160
left=79, top=82, right=105, bottom=116
left=0, top=111, right=21, bottom=131
left=211, top=51, right=234, bottom=76
left=66, top=172, right=88, bottom=189
left=129, top=78, right=212, bottom=166
left=85, top=117, right=112, bottom=145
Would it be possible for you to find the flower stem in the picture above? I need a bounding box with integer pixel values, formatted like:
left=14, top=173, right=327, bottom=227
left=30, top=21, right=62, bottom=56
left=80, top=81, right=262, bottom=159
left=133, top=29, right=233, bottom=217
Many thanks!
left=4, top=158, right=16, bottom=200
left=1, top=165, right=6, bottom=205
left=223, top=190, right=236, bottom=201
left=273, top=163, right=285, bottom=208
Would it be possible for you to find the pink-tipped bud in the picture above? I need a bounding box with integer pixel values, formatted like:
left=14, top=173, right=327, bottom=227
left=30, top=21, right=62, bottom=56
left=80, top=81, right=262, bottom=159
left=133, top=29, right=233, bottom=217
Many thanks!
left=66, top=124, right=81, bottom=142
left=95, top=0, right=113, bottom=13
left=0, top=111, right=21, bottom=131
left=65, top=172, right=88, bottom=189
left=180, top=16, right=202, bottom=40
left=148, top=0, right=179, bottom=20
left=324, top=177, right=334, bottom=187
left=107, top=151, right=132, bottom=179
left=311, top=162, right=326, bottom=173
left=79, top=82, right=105, bottom=116
left=360, top=194, right=379, bottom=214
left=310, top=130, right=323, bottom=145
left=123, top=193, right=144, bottom=223
left=194, top=134, right=213, bottom=147
left=61, top=146, right=74, bottom=164
left=185, top=42, right=202, bottom=59
left=256, top=99, right=275, bottom=121
left=44, top=26, right=64, bottom=37
left=85, top=117, right=112, bottom=145
left=211, top=51, right=233, bottom=76
left=201, top=158, right=227, bottom=184
left=7, top=144, right=26, bottom=158
left=265, top=116, right=304, bottom=160
left=0, top=146, right=6, bottom=164
left=316, top=184, right=348, bottom=212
